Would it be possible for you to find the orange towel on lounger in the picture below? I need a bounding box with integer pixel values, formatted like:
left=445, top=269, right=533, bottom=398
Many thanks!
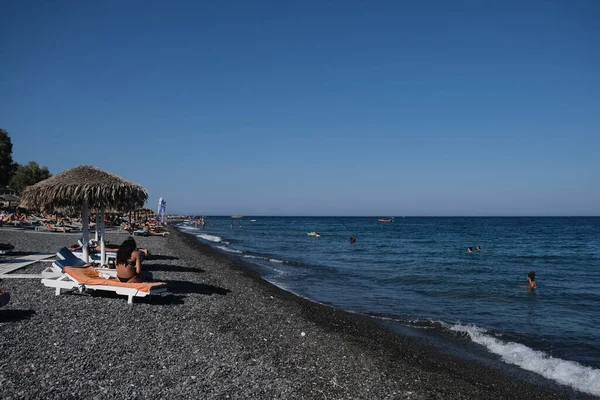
left=64, top=266, right=166, bottom=292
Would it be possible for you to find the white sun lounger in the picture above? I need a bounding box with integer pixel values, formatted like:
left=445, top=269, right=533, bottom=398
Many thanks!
left=41, top=251, right=115, bottom=279
left=43, top=247, right=116, bottom=277
left=56, top=246, right=116, bottom=265
left=41, top=264, right=167, bottom=304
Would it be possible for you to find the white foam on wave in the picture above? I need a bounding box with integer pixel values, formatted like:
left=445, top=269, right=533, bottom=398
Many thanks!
left=216, top=245, right=242, bottom=254
left=243, top=254, right=282, bottom=263
left=451, top=324, right=600, bottom=396
left=196, top=234, right=222, bottom=243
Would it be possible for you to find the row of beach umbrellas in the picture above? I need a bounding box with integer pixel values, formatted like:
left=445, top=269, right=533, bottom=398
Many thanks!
left=20, top=165, right=149, bottom=265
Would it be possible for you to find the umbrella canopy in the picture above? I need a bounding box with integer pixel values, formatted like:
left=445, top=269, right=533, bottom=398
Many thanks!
left=0, top=193, right=20, bottom=207
left=20, top=165, right=147, bottom=212
left=138, top=206, right=156, bottom=216
left=20, top=165, right=148, bottom=263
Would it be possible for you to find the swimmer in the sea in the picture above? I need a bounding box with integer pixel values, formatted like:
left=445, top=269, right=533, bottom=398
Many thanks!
left=527, top=270, right=536, bottom=290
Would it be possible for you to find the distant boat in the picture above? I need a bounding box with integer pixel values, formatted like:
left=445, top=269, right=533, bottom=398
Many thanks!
left=231, top=216, right=244, bottom=219
left=378, top=218, right=394, bottom=223
left=307, top=232, right=321, bottom=237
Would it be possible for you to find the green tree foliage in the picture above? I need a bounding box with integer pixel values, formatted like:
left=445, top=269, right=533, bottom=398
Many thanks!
left=0, top=128, right=15, bottom=186
left=9, top=161, right=52, bottom=194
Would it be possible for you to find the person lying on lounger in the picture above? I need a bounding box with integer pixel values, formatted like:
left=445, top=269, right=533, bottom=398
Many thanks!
left=116, top=237, right=147, bottom=283
left=44, top=221, right=72, bottom=232
left=55, top=217, right=78, bottom=229
left=143, top=222, right=169, bottom=237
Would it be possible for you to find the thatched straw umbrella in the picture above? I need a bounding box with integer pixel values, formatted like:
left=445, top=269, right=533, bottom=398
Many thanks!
left=20, top=165, right=148, bottom=263
left=138, top=206, right=156, bottom=218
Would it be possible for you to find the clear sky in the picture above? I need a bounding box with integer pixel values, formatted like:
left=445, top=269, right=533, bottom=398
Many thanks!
left=2, top=0, right=599, bottom=216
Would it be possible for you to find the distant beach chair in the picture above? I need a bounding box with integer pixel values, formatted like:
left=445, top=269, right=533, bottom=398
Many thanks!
left=41, top=264, right=167, bottom=304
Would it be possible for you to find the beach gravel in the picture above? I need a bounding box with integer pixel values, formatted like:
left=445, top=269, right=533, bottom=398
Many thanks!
left=0, top=227, right=594, bottom=399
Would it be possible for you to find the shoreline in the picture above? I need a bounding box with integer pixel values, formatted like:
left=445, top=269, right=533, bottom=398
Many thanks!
left=172, top=227, right=593, bottom=399
left=0, top=226, right=593, bottom=399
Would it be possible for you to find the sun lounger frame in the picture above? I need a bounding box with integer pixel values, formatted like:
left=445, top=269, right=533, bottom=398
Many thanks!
left=42, top=273, right=166, bottom=304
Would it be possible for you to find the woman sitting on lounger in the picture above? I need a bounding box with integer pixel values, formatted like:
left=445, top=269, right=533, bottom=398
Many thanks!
left=116, top=238, right=145, bottom=283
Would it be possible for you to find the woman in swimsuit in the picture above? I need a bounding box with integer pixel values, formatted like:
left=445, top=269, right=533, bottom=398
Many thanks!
left=116, top=237, right=143, bottom=283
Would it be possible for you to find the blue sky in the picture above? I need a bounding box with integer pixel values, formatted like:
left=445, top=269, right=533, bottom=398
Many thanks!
left=2, top=0, right=599, bottom=216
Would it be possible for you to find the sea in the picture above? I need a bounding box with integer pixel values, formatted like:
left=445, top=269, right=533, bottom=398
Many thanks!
left=176, top=216, right=600, bottom=396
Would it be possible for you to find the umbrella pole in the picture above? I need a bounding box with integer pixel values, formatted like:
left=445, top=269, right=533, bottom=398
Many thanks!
left=95, top=214, right=100, bottom=242
left=100, top=208, right=106, bottom=266
left=82, top=200, right=89, bottom=263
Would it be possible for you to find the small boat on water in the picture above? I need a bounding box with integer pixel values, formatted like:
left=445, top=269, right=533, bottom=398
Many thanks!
left=307, top=231, right=321, bottom=237
left=378, top=218, right=394, bottom=223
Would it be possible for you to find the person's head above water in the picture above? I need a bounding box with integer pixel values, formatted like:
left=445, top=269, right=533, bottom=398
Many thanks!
left=527, top=270, right=537, bottom=290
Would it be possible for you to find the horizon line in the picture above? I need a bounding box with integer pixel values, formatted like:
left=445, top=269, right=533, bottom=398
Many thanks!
left=166, top=215, right=600, bottom=218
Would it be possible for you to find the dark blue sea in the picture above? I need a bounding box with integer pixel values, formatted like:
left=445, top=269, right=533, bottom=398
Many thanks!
left=176, top=217, right=600, bottom=395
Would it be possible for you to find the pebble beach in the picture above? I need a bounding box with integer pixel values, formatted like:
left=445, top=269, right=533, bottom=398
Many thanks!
left=0, top=226, right=593, bottom=399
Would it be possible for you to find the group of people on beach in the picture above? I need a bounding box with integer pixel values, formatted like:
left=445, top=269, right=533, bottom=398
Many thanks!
left=0, top=210, right=28, bottom=225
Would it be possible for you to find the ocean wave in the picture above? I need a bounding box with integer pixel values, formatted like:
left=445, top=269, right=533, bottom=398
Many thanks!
left=178, top=225, right=196, bottom=230
left=451, top=324, right=600, bottom=396
left=243, top=254, right=286, bottom=265
left=196, top=234, right=223, bottom=243
left=216, top=245, right=242, bottom=254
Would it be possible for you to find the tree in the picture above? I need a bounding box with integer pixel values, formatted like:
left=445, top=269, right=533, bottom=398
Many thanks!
left=0, top=128, right=15, bottom=186
left=9, top=161, right=52, bottom=194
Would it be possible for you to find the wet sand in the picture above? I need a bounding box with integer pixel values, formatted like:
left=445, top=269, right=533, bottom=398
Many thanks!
left=0, top=227, right=593, bottom=399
